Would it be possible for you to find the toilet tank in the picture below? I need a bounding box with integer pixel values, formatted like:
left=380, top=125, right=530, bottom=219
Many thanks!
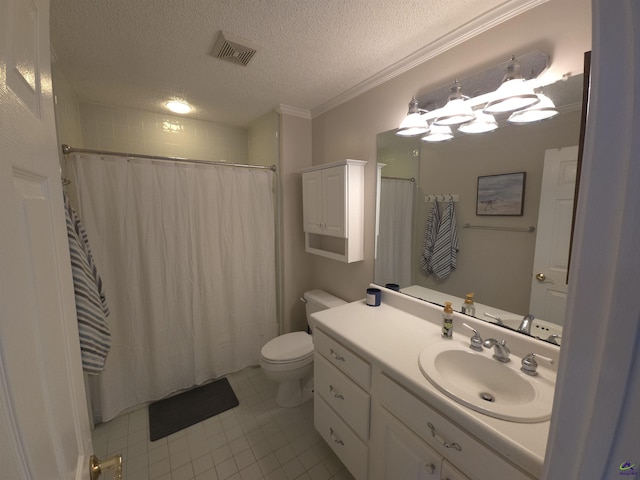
left=304, top=289, right=346, bottom=318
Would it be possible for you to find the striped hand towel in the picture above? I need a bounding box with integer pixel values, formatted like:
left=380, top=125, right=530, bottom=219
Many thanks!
left=430, top=198, right=459, bottom=279
left=420, top=200, right=440, bottom=274
left=64, top=193, right=111, bottom=374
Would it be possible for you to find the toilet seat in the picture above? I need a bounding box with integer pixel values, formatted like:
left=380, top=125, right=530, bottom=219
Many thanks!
left=260, top=331, right=313, bottom=364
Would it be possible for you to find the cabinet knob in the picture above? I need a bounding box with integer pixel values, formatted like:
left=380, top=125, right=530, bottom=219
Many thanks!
left=425, top=463, right=436, bottom=475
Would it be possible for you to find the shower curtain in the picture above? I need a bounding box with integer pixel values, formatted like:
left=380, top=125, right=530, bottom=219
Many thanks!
left=374, top=178, right=414, bottom=287
left=67, top=153, right=278, bottom=422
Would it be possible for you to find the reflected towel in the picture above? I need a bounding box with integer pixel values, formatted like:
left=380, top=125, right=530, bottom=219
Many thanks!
left=430, top=198, right=459, bottom=279
left=64, top=193, right=111, bottom=374
left=420, top=200, right=440, bottom=274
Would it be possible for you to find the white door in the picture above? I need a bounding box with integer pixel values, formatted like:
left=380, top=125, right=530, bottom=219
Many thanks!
left=302, top=170, right=323, bottom=234
left=529, top=146, right=578, bottom=326
left=371, top=407, right=442, bottom=480
left=321, top=166, right=346, bottom=237
left=0, top=0, right=93, bottom=478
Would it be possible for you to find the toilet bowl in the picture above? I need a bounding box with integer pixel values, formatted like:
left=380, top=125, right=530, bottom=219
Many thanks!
left=260, top=289, right=346, bottom=407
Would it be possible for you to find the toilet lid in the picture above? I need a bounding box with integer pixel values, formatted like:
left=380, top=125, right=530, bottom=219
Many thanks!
left=261, top=332, right=313, bottom=363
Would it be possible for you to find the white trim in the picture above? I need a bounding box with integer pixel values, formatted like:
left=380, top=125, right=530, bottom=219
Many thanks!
left=310, top=0, right=549, bottom=118
left=276, top=104, right=312, bottom=119
left=544, top=2, right=640, bottom=478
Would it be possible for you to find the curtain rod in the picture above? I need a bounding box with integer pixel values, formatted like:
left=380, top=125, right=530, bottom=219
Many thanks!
left=61, top=144, right=277, bottom=172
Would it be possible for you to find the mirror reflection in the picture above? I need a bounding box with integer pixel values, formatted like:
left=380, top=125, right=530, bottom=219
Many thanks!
left=375, top=74, right=584, bottom=346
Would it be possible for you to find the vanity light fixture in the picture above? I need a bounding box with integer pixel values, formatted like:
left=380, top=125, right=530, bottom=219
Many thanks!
left=396, top=97, right=430, bottom=137
left=458, top=110, right=498, bottom=134
left=165, top=100, right=192, bottom=115
left=421, top=124, right=453, bottom=142
left=434, top=80, right=476, bottom=126
left=483, top=56, right=540, bottom=114
left=507, top=92, right=559, bottom=124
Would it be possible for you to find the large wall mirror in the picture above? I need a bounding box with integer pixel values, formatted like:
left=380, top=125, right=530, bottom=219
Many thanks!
left=374, top=70, right=587, bottom=346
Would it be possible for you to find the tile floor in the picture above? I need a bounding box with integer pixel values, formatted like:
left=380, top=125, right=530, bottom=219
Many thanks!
left=92, top=366, right=355, bottom=480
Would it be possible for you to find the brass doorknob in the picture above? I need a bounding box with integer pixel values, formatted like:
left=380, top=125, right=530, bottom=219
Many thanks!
left=535, top=273, right=546, bottom=281
left=90, top=454, right=122, bottom=480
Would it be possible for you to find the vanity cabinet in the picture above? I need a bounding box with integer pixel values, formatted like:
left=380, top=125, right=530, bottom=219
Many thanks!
left=374, top=373, right=534, bottom=480
left=301, top=160, right=366, bottom=263
left=314, top=328, right=371, bottom=479
left=312, top=332, right=536, bottom=480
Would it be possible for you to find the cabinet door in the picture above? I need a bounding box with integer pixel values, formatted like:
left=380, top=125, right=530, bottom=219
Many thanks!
left=321, top=166, right=347, bottom=237
left=302, top=170, right=323, bottom=234
left=441, top=460, right=471, bottom=480
left=375, top=407, right=442, bottom=480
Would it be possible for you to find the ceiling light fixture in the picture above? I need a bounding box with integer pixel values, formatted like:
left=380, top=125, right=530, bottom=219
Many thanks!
left=165, top=100, right=192, bottom=115
left=483, top=56, right=540, bottom=114
left=458, top=111, right=498, bottom=134
left=396, top=97, right=429, bottom=137
left=507, top=92, right=559, bottom=124
left=434, top=80, right=475, bottom=126
left=421, top=125, right=453, bottom=143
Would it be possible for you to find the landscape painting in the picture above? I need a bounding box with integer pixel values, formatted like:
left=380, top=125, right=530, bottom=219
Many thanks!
left=476, top=172, right=526, bottom=216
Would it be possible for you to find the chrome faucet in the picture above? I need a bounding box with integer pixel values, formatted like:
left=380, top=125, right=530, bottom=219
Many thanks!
left=518, top=314, right=535, bottom=334
left=482, top=338, right=510, bottom=362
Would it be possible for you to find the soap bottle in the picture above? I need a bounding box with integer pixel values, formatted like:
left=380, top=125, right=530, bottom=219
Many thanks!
left=461, top=293, right=476, bottom=317
left=442, top=302, right=454, bottom=338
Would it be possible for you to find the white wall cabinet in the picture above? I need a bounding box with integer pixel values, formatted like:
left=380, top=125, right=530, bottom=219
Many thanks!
left=301, top=159, right=366, bottom=262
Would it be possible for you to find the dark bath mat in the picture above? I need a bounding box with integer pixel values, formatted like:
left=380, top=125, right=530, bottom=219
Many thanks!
left=148, top=377, right=239, bottom=441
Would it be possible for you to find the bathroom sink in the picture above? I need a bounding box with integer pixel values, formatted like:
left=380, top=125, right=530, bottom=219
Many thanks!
left=418, top=342, right=555, bottom=422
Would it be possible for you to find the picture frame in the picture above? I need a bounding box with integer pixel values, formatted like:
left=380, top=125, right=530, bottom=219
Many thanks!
left=476, top=172, right=526, bottom=216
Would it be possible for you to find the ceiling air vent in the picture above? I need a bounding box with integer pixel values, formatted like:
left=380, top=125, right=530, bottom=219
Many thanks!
left=210, top=31, right=257, bottom=67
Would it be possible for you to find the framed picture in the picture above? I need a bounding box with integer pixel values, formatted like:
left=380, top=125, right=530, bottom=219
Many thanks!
left=476, top=172, right=526, bottom=216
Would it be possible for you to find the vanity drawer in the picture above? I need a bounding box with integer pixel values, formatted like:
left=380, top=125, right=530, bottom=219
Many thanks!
left=315, top=328, right=371, bottom=390
left=315, top=394, right=368, bottom=480
left=378, top=373, right=534, bottom=480
left=315, top=353, right=370, bottom=440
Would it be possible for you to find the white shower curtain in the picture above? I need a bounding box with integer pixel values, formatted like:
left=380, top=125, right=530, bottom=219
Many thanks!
left=67, top=153, right=278, bottom=422
left=374, top=178, right=414, bottom=287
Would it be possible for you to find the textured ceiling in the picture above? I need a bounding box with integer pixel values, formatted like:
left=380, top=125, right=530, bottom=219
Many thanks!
left=50, top=0, right=536, bottom=127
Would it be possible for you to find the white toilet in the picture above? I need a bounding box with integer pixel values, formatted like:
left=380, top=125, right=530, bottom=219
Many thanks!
left=260, top=289, right=346, bottom=407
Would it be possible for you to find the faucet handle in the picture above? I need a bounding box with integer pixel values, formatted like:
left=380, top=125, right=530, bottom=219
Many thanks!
left=462, top=323, right=483, bottom=351
left=483, top=312, right=504, bottom=326
left=521, top=352, right=554, bottom=376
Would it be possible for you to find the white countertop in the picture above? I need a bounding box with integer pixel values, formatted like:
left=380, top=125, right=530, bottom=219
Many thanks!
left=311, top=287, right=559, bottom=478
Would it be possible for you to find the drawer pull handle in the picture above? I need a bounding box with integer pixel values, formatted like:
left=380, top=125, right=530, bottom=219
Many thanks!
left=329, top=385, right=344, bottom=400
left=330, top=348, right=345, bottom=361
left=425, top=463, right=436, bottom=475
left=329, top=427, right=344, bottom=446
left=427, top=422, right=462, bottom=451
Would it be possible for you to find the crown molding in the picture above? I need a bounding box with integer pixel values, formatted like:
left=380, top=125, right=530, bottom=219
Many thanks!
left=276, top=104, right=312, bottom=119
left=310, top=0, right=549, bottom=119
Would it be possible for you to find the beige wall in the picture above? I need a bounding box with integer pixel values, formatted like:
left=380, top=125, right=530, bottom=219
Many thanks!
left=311, top=0, right=591, bottom=303
left=52, top=64, right=83, bottom=168
left=76, top=102, right=248, bottom=163
left=248, top=110, right=279, bottom=167
left=279, top=113, right=314, bottom=332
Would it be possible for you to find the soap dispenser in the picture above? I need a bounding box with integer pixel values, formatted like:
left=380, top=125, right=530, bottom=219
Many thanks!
left=461, top=293, right=476, bottom=316
left=442, top=302, right=454, bottom=338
